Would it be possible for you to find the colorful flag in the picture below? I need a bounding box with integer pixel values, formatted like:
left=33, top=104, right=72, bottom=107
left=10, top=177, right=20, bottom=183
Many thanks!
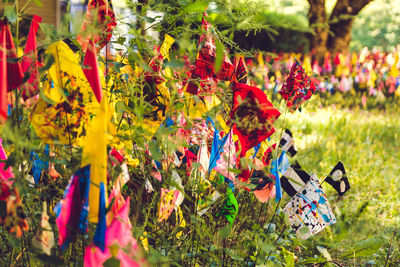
left=84, top=195, right=145, bottom=267
left=83, top=39, right=102, bottom=103
left=217, top=188, right=238, bottom=226
left=54, top=165, right=91, bottom=250
left=30, top=145, right=50, bottom=184
left=158, top=188, right=180, bottom=222
left=284, top=175, right=336, bottom=239
left=280, top=58, right=316, bottom=111
left=186, top=14, right=234, bottom=95
left=234, top=55, right=248, bottom=84
left=213, top=131, right=237, bottom=182
left=21, top=15, right=42, bottom=99
left=324, top=161, right=350, bottom=196
left=0, top=20, right=23, bottom=121
left=250, top=168, right=275, bottom=203
left=280, top=161, right=311, bottom=197
left=79, top=0, right=117, bottom=50
left=230, top=81, right=280, bottom=157
left=93, top=182, right=107, bottom=251
left=279, top=129, right=297, bottom=157
left=81, top=97, right=109, bottom=223
left=30, top=40, right=100, bottom=144
left=271, top=151, right=290, bottom=201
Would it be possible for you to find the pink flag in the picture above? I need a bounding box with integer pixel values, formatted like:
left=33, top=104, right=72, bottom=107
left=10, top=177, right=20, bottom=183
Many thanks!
left=84, top=196, right=145, bottom=266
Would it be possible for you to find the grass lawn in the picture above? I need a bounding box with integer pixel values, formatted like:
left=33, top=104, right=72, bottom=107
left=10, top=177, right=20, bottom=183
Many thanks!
left=278, top=103, right=400, bottom=265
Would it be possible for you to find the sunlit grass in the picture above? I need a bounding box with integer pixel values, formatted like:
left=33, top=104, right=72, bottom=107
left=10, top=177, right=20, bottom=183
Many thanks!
left=274, top=104, right=400, bottom=264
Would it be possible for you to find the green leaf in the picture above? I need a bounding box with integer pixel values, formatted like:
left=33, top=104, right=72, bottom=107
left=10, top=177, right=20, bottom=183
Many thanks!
left=317, top=246, right=332, bottom=261
left=32, top=0, right=43, bottom=7
left=225, top=248, right=244, bottom=261
left=36, top=254, right=64, bottom=265
left=281, top=247, right=295, bottom=267
left=301, top=256, right=325, bottom=264
left=103, top=257, right=121, bottom=267
left=219, top=225, right=231, bottom=239
left=183, top=1, right=209, bottom=13
left=148, top=141, right=162, bottom=161
left=214, top=38, right=224, bottom=74
left=39, top=53, right=55, bottom=72
left=340, top=238, right=384, bottom=258
left=5, top=5, right=18, bottom=23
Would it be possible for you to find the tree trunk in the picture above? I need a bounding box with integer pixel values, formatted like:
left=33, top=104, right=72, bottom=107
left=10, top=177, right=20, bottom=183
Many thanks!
left=307, top=0, right=329, bottom=63
left=327, top=0, right=374, bottom=54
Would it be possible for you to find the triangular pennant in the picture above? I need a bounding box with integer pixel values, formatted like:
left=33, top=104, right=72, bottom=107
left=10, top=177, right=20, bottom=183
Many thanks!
left=280, top=161, right=311, bottom=197
left=230, top=81, right=280, bottom=157
left=279, top=58, right=316, bottom=111
left=83, top=39, right=103, bottom=103
left=279, top=129, right=297, bottom=157
left=284, top=175, right=336, bottom=239
left=324, top=161, right=350, bottom=196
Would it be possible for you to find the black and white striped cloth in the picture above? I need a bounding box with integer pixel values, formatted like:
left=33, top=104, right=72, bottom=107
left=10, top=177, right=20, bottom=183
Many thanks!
left=324, top=161, right=350, bottom=196
left=279, top=129, right=297, bottom=157
left=280, top=161, right=311, bottom=197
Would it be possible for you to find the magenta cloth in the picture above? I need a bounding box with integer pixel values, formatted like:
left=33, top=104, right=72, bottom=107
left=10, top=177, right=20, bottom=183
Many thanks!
left=84, top=197, right=142, bottom=267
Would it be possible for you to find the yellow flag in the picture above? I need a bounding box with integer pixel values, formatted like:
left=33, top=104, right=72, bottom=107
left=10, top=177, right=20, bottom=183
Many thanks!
left=390, top=53, right=399, bottom=78
left=160, top=34, right=175, bottom=60
left=30, top=41, right=99, bottom=144
left=81, top=96, right=110, bottom=223
left=303, top=56, right=312, bottom=74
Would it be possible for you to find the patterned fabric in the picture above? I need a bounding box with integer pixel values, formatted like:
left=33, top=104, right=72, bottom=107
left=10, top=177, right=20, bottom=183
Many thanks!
left=30, top=41, right=99, bottom=145
left=230, top=82, right=280, bottom=157
left=280, top=161, right=311, bottom=197
left=279, top=129, right=297, bottom=157
left=324, top=161, right=350, bottom=196
left=235, top=56, right=248, bottom=84
left=280, top=58, right=316, bottom=111
left=158, top=188, right=180, bottom=222
left=284, top=175, right=336, bottom=239
left=186, top=14, right=234, bottom=95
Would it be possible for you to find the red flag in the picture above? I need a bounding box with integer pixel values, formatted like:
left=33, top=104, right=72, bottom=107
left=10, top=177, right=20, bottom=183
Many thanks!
left=0, top=20, right=23, bottom=92
left=279, top=59, right=316, bottom=111
left=78, top=0, right=117, bottom=51
left=21, top=15, right=42, bottom=99
left=186, top=14, right=234, bottom=95
left=0, top=20, right=24, bottom=122
left=229, top=82, right=280, bottom=157
left=83, top=39, right=102, bottom=103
